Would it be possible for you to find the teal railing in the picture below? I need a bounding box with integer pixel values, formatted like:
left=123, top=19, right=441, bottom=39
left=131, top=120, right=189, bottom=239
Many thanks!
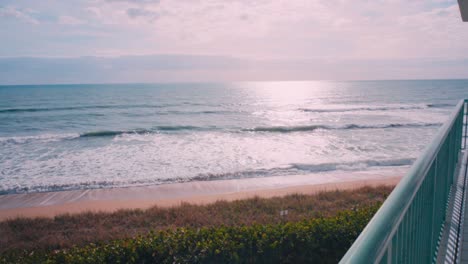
left=340, top=99, right=467, bottom=264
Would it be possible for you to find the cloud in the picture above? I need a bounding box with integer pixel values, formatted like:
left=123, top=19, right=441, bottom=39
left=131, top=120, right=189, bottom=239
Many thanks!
left=126, top=8, right=158, bottom=20
left=58, top=16, right=86, bottom=25
left=106, top=0, right=160, bottom=3
left=0, top=6, right=39, bottom=24
left=66, top=0, right=468, bottom=61
left=0, top=0, right=467, bottom=83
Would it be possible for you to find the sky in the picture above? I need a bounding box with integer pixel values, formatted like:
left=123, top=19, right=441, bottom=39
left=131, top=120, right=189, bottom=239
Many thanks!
left=0, top=0, right=467, bottom=84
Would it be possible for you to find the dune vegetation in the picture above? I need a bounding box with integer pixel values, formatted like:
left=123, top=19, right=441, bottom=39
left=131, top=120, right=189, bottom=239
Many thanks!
left=0, top=185, right=392, bottom=263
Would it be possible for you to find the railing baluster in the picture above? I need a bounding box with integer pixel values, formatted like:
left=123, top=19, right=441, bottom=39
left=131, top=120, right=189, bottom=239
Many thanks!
left=409, top=198, right=415, bottom=263
left=431, top=156, right=440, bottom=257
left=416, top=189, right=423, bottom=264
left=464, top=100, right=466, bottom=148
left=392, top=233, right=397, bottom=264
left=387, top=241, right=392, bottom=264
left=426, top=163, right=436, bottom=263
left=420, top=177, right=428, bottom=264
left=411, top=196, right=416, bottom=264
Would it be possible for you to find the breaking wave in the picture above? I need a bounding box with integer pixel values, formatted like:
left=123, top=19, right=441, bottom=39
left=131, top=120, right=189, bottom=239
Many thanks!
left=299, top=103, right=454, bottom=113
left=244, top=122, right=442, bottom=133
left=0, top=158, right=415, bottom=194
left=0, top=122, right=442, bottom=144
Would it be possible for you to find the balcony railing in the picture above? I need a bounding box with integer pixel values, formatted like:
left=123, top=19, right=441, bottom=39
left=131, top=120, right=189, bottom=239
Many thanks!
left=340, top=99, right=468, bottom=263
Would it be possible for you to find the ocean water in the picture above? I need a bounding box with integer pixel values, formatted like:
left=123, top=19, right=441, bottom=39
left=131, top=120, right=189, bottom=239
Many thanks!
left=0, top=80, right=467, bottom=194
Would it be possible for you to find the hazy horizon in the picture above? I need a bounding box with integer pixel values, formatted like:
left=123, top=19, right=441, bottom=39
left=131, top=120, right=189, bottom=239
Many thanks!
left=2, top=76, right=468, bottom=87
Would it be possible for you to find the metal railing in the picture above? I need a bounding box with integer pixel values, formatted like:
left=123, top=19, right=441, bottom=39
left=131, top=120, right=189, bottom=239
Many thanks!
left=340, top=99, right=467, bottom=264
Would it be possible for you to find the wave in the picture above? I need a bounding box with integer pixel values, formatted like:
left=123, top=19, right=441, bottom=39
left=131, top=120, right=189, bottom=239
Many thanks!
left=0, top=179, right=179, bottom=195
left=0, top=133, right=79, bottom=144
left=244, top=125, right=329, bottom=133
left=0, top=127, right=209, bottom=143
left=0, top=158, right=415, bottom=195
left=81, top=122, right=442, bottom=137
left=426, top=103, right=455, bottom=108
left=1, top=104, right=453, bottom=117
left=79, top=126, right=207, bottom=138
left=245, top=122, right=442, bottom=133
left=0, top=105, right=234, bottom=115
left=299, top=106, right=422, bottom=113
left=0, top=105, right=156, bottom=114
left=290, top=158, right=414, bottom=172
left=0, top=122, right=441, bottom=144
left=299, top=103, right=454, bottom=113
left=1, top=102, right=455, bottom=115
left=165, top=110, right=234, bottom=115
left=79, top=129, right=151, bottom=138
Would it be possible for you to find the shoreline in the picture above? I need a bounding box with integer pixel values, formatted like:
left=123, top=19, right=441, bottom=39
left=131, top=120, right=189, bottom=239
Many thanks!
left=0, top=170, right=404, bottom=221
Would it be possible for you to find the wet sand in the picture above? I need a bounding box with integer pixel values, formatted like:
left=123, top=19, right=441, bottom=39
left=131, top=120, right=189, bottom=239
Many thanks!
left=0, top=170, right=404, bottom=221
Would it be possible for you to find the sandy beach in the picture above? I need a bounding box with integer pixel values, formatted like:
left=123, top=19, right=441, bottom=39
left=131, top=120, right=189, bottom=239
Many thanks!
left=0, top=169, right=403, bottom=221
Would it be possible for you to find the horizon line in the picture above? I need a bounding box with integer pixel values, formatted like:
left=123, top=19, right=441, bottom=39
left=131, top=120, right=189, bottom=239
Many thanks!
left=1, top=78, right=468, bottom=87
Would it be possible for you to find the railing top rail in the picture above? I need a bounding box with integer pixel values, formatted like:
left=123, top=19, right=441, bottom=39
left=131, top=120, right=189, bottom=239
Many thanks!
left=340, top=99, right=467, bottom=263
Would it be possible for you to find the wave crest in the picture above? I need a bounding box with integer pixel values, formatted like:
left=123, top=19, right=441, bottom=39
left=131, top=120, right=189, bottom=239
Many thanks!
left=299, top=103, right=454, bottom=113
left=246, top=122, right=441, bottom=133
left=0, top=122, right=441, bottom=144
left=0, top=158, right=415, bottom=194
left=79, top=126, right=205, bottom=138
left=0, top=106, right=231, bottom=115
left=0, top=133, right=79, bottom=144
left=0, top=104, right=167, bottom=114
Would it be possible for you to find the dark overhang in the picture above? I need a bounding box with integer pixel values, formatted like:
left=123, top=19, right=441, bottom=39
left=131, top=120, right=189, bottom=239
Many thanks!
left=459, top=0, right=468, bottom=21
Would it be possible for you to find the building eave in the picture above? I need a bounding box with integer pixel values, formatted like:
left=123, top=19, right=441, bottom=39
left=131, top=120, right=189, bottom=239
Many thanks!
left=459, top=0, right=468, bottom=21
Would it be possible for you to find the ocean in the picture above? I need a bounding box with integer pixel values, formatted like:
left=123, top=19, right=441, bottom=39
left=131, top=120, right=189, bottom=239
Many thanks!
left=0, top=80, right=467, bottom=194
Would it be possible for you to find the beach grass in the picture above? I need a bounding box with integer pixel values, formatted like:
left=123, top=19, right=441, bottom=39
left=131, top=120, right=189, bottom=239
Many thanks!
left=1, top=204, right=380, bottom=263
left=0, top=185, right=392, bottom=255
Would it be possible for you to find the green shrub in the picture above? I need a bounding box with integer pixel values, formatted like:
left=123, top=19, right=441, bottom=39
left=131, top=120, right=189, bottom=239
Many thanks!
left=0, top=204, right=379, bottom=264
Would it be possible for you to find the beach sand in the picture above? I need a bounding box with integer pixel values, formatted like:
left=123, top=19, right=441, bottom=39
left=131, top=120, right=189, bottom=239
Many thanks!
left=0, top=170, right=404, bottom=221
